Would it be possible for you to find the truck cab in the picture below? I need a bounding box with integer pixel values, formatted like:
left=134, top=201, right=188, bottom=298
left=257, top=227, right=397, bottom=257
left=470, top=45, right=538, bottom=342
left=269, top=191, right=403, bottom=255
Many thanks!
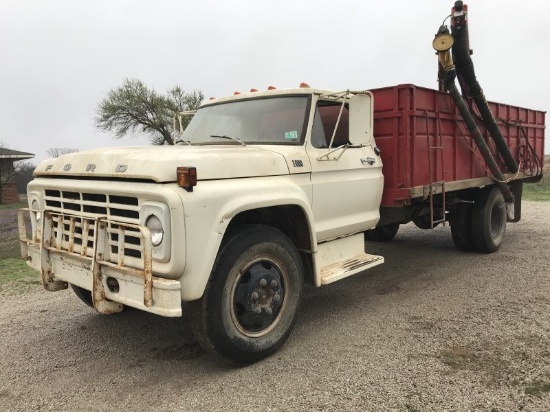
left=20, top=86, right=385, bottom=364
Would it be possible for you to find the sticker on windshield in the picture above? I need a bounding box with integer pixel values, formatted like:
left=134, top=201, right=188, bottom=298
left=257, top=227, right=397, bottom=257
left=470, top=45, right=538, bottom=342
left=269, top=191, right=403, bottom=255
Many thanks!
left=284, top=131, right=298, bottom=141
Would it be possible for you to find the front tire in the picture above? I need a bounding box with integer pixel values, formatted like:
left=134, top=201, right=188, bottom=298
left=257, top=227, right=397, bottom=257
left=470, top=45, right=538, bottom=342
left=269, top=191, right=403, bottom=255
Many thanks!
left=70, top=284, right=94, bottom=308
left=471, top=187, right=507, bottom=253
left=190, top=225, right=303, bottom=365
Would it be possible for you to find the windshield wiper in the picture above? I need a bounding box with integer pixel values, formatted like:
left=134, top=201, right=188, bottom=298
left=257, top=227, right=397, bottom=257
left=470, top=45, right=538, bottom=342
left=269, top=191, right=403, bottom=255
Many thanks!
left=210, top=134, right=246, bottom=146
left=175, top=139, right=192, bottom=145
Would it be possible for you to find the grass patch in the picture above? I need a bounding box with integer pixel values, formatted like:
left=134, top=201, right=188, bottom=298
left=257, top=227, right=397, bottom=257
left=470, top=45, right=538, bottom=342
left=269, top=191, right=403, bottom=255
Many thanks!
left=404, top=403, right=420, bottom=412
left=440, top=345, right=488, bottom=371
left=439, top=335, right=550, bottom=401
left=0, top=200, right=27, bottom=210
left=525, top=379, right=550, bottom=397
left=523, top=180, right=550, bottom=201
left=0, top=204, right=30, bottom=259
left=439, top=343, right=511, bottom=387
left=0, top=237, right=21, bottom=260
left=0, top=257, right=41, bottom=295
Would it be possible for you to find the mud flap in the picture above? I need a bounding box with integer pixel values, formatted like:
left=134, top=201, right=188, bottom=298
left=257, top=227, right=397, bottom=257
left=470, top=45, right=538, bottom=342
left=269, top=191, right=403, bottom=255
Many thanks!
left=507, top=180, right=523, bottom=223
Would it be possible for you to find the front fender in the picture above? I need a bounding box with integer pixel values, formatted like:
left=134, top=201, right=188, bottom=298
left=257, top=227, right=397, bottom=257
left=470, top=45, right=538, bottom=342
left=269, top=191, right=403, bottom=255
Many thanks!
left=178, top=174, right=315, bottom=301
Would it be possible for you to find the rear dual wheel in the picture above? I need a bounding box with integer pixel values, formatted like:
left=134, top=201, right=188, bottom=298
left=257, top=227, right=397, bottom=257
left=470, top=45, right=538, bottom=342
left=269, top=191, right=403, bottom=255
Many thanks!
left=449, top=202, right=475, bottom=251
left=450, top=187, right=507, bottom=253
left=365, top=223, right=400, bottom=242
left=471, top=187, right=507, bottom=253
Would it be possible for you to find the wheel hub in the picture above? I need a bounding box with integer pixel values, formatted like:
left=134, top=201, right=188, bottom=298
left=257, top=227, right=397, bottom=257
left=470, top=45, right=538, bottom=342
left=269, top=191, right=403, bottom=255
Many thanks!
left=233, top=261, right=284, bottom=333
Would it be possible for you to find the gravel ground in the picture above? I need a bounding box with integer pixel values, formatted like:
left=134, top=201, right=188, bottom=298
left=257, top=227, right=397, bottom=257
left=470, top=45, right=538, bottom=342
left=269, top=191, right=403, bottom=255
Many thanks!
left=1, top=201, right=549, bottom=411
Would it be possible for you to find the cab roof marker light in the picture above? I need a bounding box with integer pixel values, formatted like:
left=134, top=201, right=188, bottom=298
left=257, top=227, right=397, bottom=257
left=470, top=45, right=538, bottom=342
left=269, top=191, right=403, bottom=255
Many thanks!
left=250, top=88, right=258, bottom=92
left=267, top=86, right=277, bottom=90
left=299, top=82, right=311, bottom=88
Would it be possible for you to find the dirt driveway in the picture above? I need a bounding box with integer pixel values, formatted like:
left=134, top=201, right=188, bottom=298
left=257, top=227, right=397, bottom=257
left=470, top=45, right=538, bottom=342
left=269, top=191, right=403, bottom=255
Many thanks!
left=1, top=201, right=549, bottom=411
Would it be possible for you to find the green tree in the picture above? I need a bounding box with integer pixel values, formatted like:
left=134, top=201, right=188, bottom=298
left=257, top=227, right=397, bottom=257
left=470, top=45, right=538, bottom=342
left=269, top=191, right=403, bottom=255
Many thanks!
left=95, top=78, right=204, bottom=145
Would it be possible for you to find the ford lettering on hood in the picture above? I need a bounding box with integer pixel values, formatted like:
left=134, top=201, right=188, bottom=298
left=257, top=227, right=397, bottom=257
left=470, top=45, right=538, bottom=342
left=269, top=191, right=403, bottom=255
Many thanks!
left=34, top=145, right=290, bottom=182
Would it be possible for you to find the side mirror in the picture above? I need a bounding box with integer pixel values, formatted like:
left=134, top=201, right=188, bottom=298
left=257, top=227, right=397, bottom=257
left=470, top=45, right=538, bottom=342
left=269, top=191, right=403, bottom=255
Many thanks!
left=349, top=93, right=373, bottom=145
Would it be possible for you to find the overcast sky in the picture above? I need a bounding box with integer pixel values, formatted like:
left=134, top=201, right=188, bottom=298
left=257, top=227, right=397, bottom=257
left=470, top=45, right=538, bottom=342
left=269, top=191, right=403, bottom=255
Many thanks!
left=1, top=0, right=548, bottom=163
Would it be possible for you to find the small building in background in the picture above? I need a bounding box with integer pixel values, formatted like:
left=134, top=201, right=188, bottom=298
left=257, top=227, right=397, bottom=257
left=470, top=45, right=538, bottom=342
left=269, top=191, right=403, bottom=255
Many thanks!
left=0, top=148, right=35, bottom=204
left=544, top=155, right=550, bottom=184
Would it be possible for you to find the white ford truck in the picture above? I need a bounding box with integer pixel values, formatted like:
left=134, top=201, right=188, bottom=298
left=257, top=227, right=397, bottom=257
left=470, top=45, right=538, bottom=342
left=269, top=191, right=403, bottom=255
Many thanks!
left=20, top=87, right=386, bottom=364
left=19, top=1, right=547, bottom=365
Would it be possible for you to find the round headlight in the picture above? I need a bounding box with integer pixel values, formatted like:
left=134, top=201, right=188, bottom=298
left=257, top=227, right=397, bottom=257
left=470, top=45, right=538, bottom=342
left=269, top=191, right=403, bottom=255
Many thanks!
left=146, top=215, right=164, bottom=247
left=32, top=200, right=41, bottom=222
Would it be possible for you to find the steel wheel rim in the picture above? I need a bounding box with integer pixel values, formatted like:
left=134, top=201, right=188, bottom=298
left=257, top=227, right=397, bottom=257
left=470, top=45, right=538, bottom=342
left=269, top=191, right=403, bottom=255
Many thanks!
left=229, top=256, right=288, bottom=338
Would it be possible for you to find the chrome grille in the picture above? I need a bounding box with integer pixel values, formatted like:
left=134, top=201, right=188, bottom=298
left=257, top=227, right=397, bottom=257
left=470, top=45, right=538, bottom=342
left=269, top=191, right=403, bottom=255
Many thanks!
left=44, top=191, right=143, bottom=263
left=44, top=190, right=139, bottom=223
left=50, top=214, right=95, bottom=257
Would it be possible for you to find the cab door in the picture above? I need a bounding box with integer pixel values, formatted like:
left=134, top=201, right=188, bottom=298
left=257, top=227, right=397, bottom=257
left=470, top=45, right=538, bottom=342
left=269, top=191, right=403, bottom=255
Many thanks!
left=306, top=93, right=383, bottom=241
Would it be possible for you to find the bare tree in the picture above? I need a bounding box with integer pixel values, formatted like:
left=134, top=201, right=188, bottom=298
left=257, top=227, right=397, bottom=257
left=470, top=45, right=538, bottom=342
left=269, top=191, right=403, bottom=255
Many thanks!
left=15, top=161, right=36, bottom=193
left=95, top=78, right=204, bottom=145
left=46, top=147, right=79, bottom=158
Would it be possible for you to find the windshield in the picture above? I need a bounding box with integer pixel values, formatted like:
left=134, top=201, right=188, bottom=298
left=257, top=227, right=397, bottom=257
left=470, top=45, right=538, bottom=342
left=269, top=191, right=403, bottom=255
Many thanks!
left=179, top=96, right=310, bottom=145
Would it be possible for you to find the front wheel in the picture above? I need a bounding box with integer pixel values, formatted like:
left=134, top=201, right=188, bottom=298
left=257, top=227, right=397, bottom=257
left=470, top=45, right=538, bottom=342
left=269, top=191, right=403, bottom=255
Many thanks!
left=190, top=225, right=303, bottom=365
left=70, top=284, right=94, bottom=308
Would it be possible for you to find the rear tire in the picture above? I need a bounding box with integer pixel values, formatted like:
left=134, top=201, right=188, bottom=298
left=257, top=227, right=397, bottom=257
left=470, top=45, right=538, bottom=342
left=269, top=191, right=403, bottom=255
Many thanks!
left=449, top=202, right=475, bottom=251
left=190, top=225, right=303, bottom=365
left=471, top=187, right=507, bottom=253
left=413, top=209, right=443, bottom=229
left=365, top=223, right=400, bottom=242
left=413, top=215, right=435, bottom=230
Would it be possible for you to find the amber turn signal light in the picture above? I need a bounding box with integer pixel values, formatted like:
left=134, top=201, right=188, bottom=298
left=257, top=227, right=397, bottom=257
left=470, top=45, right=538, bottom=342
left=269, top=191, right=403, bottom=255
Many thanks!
left=177, top=167, right=197, bottom=191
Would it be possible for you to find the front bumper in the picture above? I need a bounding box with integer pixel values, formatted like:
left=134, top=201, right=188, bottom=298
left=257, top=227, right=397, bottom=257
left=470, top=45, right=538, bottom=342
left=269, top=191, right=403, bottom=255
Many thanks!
left=19, top=209, right=182, bottom=317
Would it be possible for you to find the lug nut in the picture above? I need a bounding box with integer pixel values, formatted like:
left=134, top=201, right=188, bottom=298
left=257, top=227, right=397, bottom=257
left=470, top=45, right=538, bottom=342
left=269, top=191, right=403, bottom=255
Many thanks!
left=274, top=294, right=281, bottom=302
left=266, top=308, right=273, bottom=315
left=251, top=292, right=259, bottom=300
left=260, top=279, right=267, bottom=286
left=254, top=307, right=262, bottom=314
left=271, top=280, right=278, bottom=288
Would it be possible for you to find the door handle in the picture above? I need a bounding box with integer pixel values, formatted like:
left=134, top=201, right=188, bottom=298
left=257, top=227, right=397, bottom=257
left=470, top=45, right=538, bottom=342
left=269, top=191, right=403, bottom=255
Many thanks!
left=361, top=157, right=375, bottom=165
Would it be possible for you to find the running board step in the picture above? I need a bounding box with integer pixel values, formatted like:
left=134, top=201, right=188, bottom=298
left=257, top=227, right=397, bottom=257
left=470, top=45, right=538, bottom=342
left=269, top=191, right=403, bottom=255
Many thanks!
left=320, top=253, right=384, bottom=285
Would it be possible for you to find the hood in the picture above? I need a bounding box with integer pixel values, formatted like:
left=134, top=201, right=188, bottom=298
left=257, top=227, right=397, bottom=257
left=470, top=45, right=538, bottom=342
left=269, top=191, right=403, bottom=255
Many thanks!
left=33, top=145, right=290, bottom=182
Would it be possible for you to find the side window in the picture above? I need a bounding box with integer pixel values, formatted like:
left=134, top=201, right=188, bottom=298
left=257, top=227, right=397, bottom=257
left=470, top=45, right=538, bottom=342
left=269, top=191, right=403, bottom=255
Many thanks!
left=311, top=108, right=327, bottom=148
left=311, top=103, right=351, bottom=148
